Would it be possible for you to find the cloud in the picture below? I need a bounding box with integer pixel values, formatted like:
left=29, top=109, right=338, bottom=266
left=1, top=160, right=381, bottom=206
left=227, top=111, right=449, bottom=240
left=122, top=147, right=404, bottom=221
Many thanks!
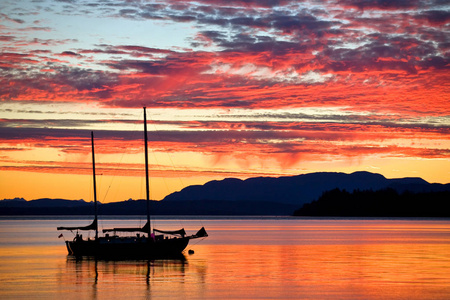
left=2, top=0, right=447, bottom=104
left=0, top=52, right=40, bottom=69
left=1, top=1, right=448, bottom=119
left=1, top=114, right=447, bottom=153
left=0, top=35, right=15, bottom=42
left=0, top=0, right=449, bottom=198
left=337, top=0, right=421, bottom=10
left=59, top=51, right=81, bottom=57
left=0, top=13, right=25, bottom=24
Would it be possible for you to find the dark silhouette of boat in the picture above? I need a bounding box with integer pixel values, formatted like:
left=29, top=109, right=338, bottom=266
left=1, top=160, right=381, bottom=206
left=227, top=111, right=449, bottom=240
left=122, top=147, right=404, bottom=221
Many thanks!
left=57, top=107, right=207, bottom=257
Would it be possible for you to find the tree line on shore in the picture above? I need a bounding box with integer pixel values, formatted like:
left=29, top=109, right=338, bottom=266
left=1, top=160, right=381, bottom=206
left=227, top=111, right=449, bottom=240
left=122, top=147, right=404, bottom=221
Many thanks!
left=294, top=188, right=450, bottom=217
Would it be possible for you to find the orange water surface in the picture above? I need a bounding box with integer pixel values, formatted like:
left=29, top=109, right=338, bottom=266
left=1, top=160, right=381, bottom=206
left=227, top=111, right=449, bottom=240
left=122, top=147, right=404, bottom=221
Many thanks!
left=0, top=217, right=449, bottom=299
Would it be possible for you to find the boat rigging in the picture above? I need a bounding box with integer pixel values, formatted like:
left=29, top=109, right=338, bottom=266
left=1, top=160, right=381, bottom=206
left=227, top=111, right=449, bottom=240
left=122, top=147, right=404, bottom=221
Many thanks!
left=57, top=107, right=207, bottom=257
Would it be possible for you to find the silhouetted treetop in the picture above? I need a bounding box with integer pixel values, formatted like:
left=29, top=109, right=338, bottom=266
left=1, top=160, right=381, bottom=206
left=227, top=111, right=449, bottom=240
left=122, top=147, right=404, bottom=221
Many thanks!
left=294, top=188, right=450, bottom=217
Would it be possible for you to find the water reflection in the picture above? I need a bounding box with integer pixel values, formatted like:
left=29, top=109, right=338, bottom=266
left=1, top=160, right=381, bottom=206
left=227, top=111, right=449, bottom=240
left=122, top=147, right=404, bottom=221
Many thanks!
left=191, top=243, right=450, bottom=299
left=58, top=255, right=207, bottom=299
left=2, top=218, right=450, bottom=299
left=65, top=255, right=188, bottom=282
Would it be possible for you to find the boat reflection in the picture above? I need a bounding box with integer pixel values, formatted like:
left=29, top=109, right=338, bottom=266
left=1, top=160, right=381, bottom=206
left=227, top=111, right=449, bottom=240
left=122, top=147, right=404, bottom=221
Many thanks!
left=65, top=254, right=190, bottom=284
left=60, top=254, right=208, bottom=299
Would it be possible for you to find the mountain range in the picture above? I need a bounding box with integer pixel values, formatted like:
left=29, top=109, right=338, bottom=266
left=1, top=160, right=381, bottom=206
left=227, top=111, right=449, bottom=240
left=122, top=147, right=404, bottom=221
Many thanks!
left=162, top=171, right=449, bottom=205
left=2, top=171, right=449, bottom=215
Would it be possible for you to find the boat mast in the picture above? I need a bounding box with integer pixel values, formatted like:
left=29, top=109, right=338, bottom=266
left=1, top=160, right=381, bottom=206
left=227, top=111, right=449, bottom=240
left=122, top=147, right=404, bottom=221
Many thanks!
left=91, top=131, right=98, bottom=240
left=143, top=107, right=151, bottom=236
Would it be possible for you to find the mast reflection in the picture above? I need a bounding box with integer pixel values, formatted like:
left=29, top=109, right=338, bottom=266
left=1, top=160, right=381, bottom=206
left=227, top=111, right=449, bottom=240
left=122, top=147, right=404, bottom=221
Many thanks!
left=66, top=255, right=188, bottom=285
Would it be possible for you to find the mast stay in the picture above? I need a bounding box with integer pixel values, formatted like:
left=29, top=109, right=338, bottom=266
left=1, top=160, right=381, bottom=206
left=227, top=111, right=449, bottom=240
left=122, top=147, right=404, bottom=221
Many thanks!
left=57, top=131, right=98, bottom=235
left=144, top=107, right=151, bottom=236
left=91, top=131, right=99, bottom=240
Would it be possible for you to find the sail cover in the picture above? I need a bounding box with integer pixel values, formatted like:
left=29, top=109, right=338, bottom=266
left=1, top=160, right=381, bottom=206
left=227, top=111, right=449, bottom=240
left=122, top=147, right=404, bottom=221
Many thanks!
left=102, top=227, right=140, bottom=233
left=102, top=222, right=187, bottom=237
left=102, top=221, right=150, bottom=233
left=57, top=218, right=97, bottom=231
left=153, top=228, right=186, bottom=237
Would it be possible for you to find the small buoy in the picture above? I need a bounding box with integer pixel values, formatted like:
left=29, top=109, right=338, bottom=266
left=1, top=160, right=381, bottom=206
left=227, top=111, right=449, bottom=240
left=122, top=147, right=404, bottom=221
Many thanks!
left=188, top=249, right=195, bottom=255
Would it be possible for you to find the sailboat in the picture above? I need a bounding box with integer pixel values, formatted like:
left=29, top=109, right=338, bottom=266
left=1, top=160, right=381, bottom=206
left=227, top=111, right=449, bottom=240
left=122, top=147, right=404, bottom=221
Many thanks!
left=57, top=107, right=207, bottom=257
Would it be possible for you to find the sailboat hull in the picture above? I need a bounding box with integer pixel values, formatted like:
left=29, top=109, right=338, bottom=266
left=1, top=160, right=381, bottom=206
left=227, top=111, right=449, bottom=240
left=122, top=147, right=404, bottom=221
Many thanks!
left=65, top=237, right=190, bottom=258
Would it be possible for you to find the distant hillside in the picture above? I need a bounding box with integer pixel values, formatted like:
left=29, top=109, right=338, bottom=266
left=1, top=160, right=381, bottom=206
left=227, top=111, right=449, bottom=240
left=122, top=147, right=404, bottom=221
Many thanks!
left=0, top=198, right=97, bottom=215
left=0, top=198, right=95, bottom=208
left=97, top=199, right=296, bottom=215
left=163, top=171, right=450, bottom=207
left=0, top=198, right=297, bottom=215
left=1, top=171, right=449, bottom=215
left=294, top=188, right=450, bottom=217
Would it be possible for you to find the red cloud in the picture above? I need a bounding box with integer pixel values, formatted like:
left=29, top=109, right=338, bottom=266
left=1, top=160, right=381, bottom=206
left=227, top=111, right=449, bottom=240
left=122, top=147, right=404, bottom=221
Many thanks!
left=1, top=0, right=448, bottom=185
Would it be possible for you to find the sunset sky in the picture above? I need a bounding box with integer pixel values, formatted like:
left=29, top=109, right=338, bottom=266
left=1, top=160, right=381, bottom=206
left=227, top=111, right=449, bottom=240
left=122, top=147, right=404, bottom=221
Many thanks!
left=1, top=0, right=449, bottom=202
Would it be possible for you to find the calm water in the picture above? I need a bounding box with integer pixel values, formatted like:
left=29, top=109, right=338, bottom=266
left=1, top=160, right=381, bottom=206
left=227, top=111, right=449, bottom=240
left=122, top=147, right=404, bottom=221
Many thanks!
left=0, top=216, right=449, bottom=299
